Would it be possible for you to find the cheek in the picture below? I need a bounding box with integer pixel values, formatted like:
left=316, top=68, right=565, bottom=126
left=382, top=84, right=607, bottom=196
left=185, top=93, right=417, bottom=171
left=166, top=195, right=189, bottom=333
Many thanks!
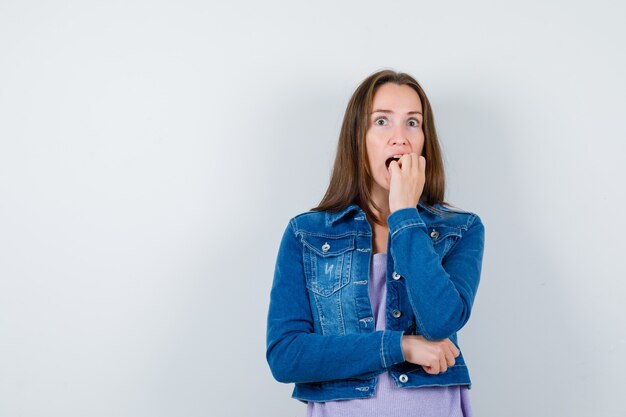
left=367, top=149, right=383, bottom=171
left=365, top=137, right=378, bottom=161
left=413, top=133, right=425, bottom=152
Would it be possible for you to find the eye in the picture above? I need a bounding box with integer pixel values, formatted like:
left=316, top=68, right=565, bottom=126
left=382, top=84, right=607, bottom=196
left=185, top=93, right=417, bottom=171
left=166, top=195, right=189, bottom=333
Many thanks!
left=408, top=118, right=420, bottom=127
left=374, top=117, right=388, bottom=126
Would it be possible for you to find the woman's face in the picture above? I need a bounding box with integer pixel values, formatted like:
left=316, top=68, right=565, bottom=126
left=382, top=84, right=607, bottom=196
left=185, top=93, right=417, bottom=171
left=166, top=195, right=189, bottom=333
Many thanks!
left=365, top=82, right=425, bottom=194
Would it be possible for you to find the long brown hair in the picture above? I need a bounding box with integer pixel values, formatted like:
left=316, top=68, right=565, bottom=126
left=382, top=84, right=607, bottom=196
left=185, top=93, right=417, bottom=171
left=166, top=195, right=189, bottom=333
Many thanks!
left=311, top=69, right=456, bottom=225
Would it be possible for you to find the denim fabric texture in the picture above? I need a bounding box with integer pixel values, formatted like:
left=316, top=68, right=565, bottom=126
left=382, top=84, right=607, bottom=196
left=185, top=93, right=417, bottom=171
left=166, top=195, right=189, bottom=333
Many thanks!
left=266, top=200, right=485, bottom=403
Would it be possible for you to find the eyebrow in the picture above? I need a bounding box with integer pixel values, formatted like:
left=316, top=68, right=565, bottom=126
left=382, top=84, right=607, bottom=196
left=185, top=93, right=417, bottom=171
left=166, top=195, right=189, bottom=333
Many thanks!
left=371, top=109, right=422, bottom=115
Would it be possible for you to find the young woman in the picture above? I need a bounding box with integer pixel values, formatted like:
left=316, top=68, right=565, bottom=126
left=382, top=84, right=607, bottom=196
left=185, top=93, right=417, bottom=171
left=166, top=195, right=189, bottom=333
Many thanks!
left=266, top=69, right=485, bottom=417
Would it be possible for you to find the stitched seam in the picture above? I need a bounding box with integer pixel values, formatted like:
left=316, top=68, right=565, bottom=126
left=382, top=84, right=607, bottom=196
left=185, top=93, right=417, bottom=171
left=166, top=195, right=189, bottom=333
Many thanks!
left=337, top=278, right=346, bottom=335
left=413, top=305, right=431, bottom=340
left=313, top=293, right=327, bottom=335
left=422, top=223, right=469, bottom=233
left=295, top=230, right=373, bottom=238
left=302, top=239, right=355, bottom=257
left=289, top=218, right=298, bottom=238
left=446, top=214, right=479, bottom=255
left=425, top=223, right=465, bottom=230
left=468, top=213, right=478, bottom=228
left=300, top=231, right=357, bottom=239
left=400, top=363, right=467, bottom=373
left=390, top=222, right=426, bottom=239
left=380, top=332, right=388, bottom=368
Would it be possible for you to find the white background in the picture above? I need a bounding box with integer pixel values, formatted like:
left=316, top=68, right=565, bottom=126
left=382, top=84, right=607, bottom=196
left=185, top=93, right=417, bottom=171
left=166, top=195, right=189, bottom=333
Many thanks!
left=1, top=1, right=625, bottom=416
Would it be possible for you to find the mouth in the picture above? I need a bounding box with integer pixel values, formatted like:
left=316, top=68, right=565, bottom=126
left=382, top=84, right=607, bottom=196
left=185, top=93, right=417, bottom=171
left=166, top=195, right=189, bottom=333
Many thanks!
left=385, top=156, right=402, bottom=169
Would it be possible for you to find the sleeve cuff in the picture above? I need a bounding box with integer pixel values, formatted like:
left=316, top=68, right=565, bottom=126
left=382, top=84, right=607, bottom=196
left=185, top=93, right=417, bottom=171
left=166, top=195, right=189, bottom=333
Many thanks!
left=382, top=330, right=406, bottom=368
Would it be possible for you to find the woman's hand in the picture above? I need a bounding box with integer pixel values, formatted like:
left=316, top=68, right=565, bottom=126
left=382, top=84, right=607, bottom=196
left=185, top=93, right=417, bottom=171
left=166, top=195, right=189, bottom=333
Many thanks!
left=388, top=153, right=426, bottom=214
left=401, top=335, right=460, bottom=375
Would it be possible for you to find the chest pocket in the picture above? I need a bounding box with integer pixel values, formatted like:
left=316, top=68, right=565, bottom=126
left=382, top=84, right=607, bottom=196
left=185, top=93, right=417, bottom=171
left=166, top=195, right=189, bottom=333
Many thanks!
left=301, top=234, right=355, bottom=297
left=426, top=225, right=463, bottom=259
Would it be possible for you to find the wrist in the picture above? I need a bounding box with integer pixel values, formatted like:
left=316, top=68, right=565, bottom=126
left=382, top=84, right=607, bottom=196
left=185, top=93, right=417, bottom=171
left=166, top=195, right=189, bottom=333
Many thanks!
left=390, top=204, right=415, bottom=214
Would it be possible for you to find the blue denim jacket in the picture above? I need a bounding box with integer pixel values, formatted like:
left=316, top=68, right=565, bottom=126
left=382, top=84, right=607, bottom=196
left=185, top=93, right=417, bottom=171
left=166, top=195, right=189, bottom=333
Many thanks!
left=266, top=201, right=485, bottom=403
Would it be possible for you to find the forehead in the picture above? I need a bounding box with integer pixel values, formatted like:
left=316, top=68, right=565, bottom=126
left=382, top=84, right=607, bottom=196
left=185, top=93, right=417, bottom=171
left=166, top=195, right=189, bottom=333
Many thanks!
left=371, top=83, right=422, bottom=111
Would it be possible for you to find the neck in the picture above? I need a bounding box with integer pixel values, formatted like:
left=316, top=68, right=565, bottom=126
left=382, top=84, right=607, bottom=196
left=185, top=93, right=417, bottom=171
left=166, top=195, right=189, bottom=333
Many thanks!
left=368, top=183, right=391, bottom=224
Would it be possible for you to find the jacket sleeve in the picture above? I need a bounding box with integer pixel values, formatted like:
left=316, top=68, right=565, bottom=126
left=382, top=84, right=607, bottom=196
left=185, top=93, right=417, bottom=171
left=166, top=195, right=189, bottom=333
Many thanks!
left=387, top=207, right=485, bottom=341
left=266, top=219, right=406, bottom=384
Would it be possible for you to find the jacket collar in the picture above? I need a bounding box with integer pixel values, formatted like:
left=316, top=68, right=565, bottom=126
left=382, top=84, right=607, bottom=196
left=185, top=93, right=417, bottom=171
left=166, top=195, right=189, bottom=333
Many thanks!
left=326, top=200, right=429, bottom=225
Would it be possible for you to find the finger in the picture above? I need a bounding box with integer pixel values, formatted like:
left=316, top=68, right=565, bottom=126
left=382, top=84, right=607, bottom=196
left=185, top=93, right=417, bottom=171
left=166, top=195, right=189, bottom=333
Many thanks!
left=431, top=358, right=440, bottom=375
left=388, top=160, right=400, bottom=175
left=445, top=340, right=459, bottom=357
left=399, top=153, right=411, bottom=170
left=411, top=153, right=418, bottom=170
left=424, top=355, right=440, bottom=375
left=449, top=341, right=460, bottom=357
left=425, top=364, right=438, bottom=375
left=419, top=156, right=426, bottom=173
left=445, top=350, right=456, bottom=367
left=440, top=355, right=447, bottom=373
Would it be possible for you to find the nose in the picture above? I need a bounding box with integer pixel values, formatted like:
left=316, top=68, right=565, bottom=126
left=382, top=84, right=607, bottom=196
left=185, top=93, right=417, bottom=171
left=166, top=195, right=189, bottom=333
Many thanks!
left=390, top=122, right=408, bottom=145
left=391, top=136, right=407, bottom=145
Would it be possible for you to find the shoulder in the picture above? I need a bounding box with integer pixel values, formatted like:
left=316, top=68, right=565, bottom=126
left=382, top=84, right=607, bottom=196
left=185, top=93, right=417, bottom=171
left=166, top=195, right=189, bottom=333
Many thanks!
left=287, top=205, right=361, bottom=235
left=421, top=202, right=483, bottom=230
left=287, top=209, right=331, bottom=234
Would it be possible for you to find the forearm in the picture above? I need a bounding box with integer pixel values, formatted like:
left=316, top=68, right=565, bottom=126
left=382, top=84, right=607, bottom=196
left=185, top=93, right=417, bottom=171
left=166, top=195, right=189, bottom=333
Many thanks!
left=387, top=208, right=485, bottom=340
left=266, top=327, right=405, bottom=384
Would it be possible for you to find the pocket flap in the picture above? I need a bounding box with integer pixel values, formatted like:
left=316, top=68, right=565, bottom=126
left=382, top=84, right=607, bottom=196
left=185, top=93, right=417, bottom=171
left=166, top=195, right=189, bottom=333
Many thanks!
left=426, top=225, right=462, bottom=244
left=301, top=235, right=355, bottom=257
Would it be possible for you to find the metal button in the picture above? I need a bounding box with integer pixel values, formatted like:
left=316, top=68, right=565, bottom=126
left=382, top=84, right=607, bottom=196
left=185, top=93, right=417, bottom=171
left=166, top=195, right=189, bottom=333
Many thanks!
left=321, top=242, right=330, bottom=252
left=399, top=374, right=409, bottom=383
left=430, top=229, right=440, bottom=239
left=392, top=309, right=402, bottom=318
left=392, top=271, right=401, bottom=280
